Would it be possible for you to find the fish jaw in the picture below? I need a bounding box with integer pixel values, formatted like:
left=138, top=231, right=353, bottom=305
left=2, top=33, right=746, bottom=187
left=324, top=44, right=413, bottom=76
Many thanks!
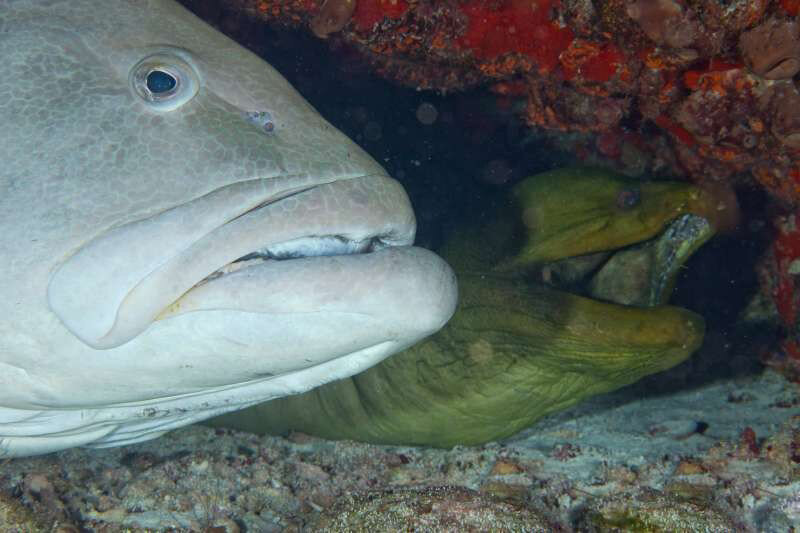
left=48, top=173, right=418, bottom=349
left=41, top=171, right=461, bottom=404
left=1, top=244, right=456, bottom=457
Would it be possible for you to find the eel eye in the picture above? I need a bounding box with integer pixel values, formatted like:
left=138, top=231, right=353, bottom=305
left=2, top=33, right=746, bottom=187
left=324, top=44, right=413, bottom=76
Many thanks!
left=616, top=187, right=641, bottom=210
left=130, top=52, right=199, bottom=112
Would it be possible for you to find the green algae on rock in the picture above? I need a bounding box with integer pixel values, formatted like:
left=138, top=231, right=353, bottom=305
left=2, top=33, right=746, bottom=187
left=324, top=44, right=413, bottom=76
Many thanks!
left=576, top=491, right=743, bottom=532
left=212, top=167, right=717, bottom=447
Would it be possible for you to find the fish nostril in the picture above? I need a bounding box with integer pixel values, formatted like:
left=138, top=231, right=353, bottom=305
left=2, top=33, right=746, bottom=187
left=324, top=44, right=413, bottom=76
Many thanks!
left=245, top=111, right=277, bottom=135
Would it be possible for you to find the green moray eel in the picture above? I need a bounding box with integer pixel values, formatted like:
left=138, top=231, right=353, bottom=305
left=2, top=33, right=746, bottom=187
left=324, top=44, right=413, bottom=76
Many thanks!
left=211, top=167, right=725, bottom=447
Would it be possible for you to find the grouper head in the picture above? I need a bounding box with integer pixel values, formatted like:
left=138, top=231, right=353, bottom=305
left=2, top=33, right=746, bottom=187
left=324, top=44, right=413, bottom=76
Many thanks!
left=0, top=0, right=457, bottom=456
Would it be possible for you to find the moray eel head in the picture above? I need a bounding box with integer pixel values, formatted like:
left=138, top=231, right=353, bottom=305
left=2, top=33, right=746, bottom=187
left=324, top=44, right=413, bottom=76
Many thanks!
left=507, top=167, right=732, bottom=268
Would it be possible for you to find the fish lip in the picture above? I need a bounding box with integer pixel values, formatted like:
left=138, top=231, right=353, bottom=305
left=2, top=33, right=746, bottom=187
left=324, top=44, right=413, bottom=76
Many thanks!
left=182, top=224, right=391, bottom=298
left=48, top=173, right=415, bottom=350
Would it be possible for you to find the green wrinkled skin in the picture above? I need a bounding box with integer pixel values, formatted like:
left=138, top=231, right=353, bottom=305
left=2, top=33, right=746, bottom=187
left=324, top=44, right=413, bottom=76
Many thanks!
left=503, top=167, right=718, bottom=268
left=212, top=168, right=715, bottom=447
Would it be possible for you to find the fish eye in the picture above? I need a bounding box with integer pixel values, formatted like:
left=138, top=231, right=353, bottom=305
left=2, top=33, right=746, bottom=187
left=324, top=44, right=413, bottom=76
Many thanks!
left=146, top=70, right=177, bottom=93
left=616, top=187, right=641, bottom=210
left=130, top=53, right=199, bottom=112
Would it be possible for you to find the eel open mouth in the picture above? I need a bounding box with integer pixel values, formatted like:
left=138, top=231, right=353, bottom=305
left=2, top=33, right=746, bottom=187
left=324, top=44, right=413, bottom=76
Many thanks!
left=48, top=174, right=416, bottom=350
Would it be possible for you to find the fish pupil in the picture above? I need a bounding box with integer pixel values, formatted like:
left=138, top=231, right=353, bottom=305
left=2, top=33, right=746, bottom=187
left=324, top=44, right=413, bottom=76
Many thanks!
left=146, top=70, right=177, bottom=94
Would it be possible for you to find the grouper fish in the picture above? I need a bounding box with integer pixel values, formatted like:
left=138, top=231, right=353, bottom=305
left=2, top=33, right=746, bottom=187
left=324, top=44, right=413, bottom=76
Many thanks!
left=0, top=0, right=457, bottom=457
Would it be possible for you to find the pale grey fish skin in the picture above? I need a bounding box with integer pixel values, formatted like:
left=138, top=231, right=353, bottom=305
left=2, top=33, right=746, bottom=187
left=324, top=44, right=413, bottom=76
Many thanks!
left=0, top=0, right=457, bottom=457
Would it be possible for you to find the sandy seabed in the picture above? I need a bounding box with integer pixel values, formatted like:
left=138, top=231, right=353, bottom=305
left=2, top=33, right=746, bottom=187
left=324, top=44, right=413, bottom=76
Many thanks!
left=2, top=368, right=800, bottom=531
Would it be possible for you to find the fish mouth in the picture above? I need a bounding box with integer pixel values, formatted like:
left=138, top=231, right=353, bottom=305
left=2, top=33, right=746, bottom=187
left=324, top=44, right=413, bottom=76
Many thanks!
left=195, top=234, right=384, bottom=286
left=47, top=174, right=416, bottom=349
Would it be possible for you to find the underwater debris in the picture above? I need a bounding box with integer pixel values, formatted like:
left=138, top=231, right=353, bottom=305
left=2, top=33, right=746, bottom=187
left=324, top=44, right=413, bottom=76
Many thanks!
left=625, top=0, right=701, bottom=48
left=308, top=485, right=554, bottom=531
left=0, top=489, right=60, bottom=531
left=310, top=0, right=356, bottom=38
left=740, top=17, right=800, bottom=80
